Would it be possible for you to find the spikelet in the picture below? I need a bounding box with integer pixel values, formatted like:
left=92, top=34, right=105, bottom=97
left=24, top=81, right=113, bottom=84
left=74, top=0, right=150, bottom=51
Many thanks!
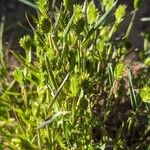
left=37, top=0, right=49, bottom=15
left=14, top=68, right=25, bottom=86
left=114, top=63, right=126, bottom=80
left=87, top=1, right=98, bottom=24
left=115, top=5, right=126, bottom=24
left=20, top=35, right=32, bottom=50
left=140, top=86, right=150, bottom=103
left=73, top=5, right=83, bottom=23
left=70, top=75, right=80, bottom=97
left=102, top=0, right=114, bottom=10
left=144, top=58, right=150, bottom=66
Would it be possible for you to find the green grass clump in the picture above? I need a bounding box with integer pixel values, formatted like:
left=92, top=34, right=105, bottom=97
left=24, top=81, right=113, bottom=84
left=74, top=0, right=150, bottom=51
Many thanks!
left=0, top=0, right=150, bottom=149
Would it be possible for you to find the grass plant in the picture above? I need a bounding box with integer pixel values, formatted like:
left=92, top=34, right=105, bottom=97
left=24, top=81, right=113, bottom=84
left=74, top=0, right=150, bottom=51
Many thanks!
left=0, top=0, right=150, bottom=149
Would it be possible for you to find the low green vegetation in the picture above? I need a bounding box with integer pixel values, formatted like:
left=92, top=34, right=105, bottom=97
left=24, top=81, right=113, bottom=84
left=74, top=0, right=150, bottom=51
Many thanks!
left=0, top=0, right=150, bottom=149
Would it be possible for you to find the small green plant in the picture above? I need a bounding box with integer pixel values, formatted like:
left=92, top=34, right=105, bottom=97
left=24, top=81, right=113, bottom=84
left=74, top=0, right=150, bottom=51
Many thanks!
left=0, top=0, right=149, bottom=149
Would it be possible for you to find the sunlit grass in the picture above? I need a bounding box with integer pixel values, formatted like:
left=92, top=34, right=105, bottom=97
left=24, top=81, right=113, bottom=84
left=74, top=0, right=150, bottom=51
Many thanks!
left=0, top=0, right=150, bottom=149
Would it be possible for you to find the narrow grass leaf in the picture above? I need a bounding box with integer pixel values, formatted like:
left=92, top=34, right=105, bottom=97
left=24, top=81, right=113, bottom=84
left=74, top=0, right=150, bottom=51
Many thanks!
left=44, top=54, right=58, bottom=90
left=63, top=15, right=74, bottom=40
left=46, top=73, right=70, bottom=115
left=18, top=0, right=37, bottom=9
left=4, top=91, right=22, bottom=96
left=0, top=16, right=6, bottom=68
left=38, top=111, right=71, bottom=129
left=54, top=7, right=62, bottom=31
left=108, top=63, right=114, bottom=87
left=141, top=17, right=150, bottom=22
left=128, top=68, right=137, bottom=111
left=11, top=51, right=38, bottom=78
